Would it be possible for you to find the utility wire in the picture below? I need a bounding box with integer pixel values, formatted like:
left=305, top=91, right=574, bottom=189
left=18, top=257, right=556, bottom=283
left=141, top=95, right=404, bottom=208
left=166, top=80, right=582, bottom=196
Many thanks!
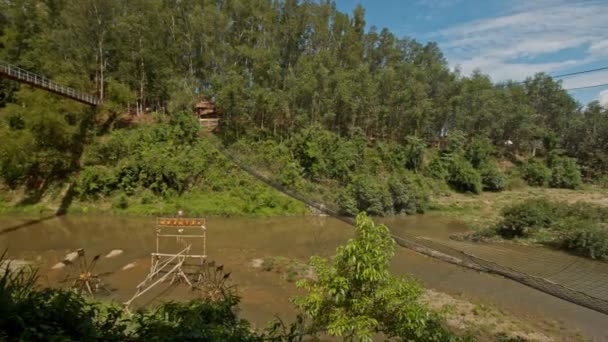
left=514, top=66, right=608, bottom=85
left=551, top=66, right=608, bottom=79
left=564, top=82, right=608, bottom=91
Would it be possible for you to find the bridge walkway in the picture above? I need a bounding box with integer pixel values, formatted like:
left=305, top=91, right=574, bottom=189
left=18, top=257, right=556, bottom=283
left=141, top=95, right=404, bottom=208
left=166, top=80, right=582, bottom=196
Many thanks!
left=0, top=61, right=100, bottom=106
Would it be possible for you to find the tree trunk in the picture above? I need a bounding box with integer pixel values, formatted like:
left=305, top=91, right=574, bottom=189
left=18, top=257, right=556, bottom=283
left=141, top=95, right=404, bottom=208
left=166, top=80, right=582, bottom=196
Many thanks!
left=139, top=37, right=145, bottom=116
left=98, top=40, right=104, bottom=101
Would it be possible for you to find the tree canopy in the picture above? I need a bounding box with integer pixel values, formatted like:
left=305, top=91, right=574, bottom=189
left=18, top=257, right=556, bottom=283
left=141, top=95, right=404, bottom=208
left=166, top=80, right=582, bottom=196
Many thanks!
left=1, top=0, right=607, bottom=192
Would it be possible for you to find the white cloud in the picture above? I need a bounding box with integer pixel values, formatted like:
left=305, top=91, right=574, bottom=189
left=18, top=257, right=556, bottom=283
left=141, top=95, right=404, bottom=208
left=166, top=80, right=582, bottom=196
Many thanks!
left=435, top=0, right=608, bottom=83
left=600, top=90, right=608, bottom=108
left=589, top=39, right=608, bottom=58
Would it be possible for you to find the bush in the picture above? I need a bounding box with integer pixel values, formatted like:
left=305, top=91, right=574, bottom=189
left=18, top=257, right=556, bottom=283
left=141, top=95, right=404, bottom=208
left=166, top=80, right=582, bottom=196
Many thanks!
left=447, top=157, right=482, bottom=194
left=113, top=194, right=129, bottom=209
left=288, top=127, right=335, bottom=181
left=0, top=254, right=269, bottom=341
left=558, top=222, right=608, bottom=260
left=424, top=155, right=449, bottom=181
left=75, top=165, right=117, bottom=199
left=479, top=162, right=506, bottom=192
left=443, top=130, right=466, bottom=155
left=276, top=161, right=304, bottom=189
left=521, top=159, right=551, bottom=187
left=549, top=156, right=582, bottom=189
left=495, top=199, right=608, bottom=259
left=349, top=175, right=393, bottom=216
left=466, top=136, right=495, bottom=168
left=0, top=258, right=128, bottom=341
left=559, top=201, right=608, bottom=222
left=388, top=172, right=430, bottom=214
left=337, top=188, right=359, bottom=216
left=496, top=198, right=558, bottom=238
left=598, top=175, right=608, bottom=189
left=505, top=169, right=527, bottom=190
left=403, top=136, right=426, bottom=171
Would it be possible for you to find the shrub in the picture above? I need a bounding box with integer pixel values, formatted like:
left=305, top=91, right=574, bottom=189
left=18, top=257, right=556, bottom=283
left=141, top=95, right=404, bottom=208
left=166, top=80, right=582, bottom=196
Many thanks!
left=598, top=175, right=608, bottom=189
left=75, top=165, right=117, bottom=199
left=288, top=127, right=335, bottom=181
left=424, top=155, right=449, bottom=181
left=403, top=136, right=426, bottom=171
left=169, top=111, right=201, bottom=145
left=323, top=139, right=361, bottom=183
left=0, top=254, right=271, bottom=341
left=388, top=172, right=430, bottom=214
left=479, top=162, right=506, bottom=192
left=549, top=156, right=582, bottom=189
left=447, top=157, right=482, bottom=194
left=558, top=222, right=608, bottom=260
left=496, top=198, right=559, bottom=238
left=113, top=194, right=129, bottom=209
left=337, top=188, right=359, bottom=216
left=505, top=169, right=527, bottom=190
left=0, top=257, right=128, bottom=341
left=466, top=136, right=495, bottom=168
left=276, top=161, right=304, bottom=189
left=560, top=201, right=608, bottom=222
left=375, top=142, right=407, bottom=172
left=443, top=130, right=466, bottom=155
left=350, top=175, right=393, bottom=216
left=521, top=159, right=551, bottom=187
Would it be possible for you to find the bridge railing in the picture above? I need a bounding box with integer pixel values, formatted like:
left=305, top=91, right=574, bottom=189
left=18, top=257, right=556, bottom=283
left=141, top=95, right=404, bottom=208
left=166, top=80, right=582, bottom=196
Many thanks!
left=0, top=61, right=100, bottom=106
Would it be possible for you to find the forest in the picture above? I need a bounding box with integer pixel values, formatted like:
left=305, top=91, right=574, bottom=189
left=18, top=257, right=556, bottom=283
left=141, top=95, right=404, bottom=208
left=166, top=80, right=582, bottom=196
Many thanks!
left=2, top=1, right=608, bottom=340
left=0, top=1, right=607, bottom=228
left=2, top=0, right=608, bottom=176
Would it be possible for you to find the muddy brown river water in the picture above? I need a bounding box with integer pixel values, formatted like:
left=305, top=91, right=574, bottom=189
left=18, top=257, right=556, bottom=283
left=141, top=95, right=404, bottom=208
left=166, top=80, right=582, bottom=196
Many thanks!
left=1, top=214, right=607, bottom=340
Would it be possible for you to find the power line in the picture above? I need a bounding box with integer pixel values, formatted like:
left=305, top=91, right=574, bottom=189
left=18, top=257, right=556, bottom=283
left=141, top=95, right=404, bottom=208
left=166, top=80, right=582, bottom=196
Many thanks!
left=513, top=66, right=608, bottom=85
left=564, top=83, right=608, bottom=91
left=551, top=66, right=608, bottom=79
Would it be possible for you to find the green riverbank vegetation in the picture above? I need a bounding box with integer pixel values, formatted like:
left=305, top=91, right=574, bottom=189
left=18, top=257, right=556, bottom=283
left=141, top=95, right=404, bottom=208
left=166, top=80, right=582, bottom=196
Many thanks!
left=0, top=2, right=606, bottom=241
left=461, top=198, right=608, bottom=261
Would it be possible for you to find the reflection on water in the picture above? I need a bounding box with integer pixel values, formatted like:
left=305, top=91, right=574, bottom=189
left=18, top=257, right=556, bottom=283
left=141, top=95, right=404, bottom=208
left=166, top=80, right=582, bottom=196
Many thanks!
left=1, top=214, right=607, bottom=339
left=378, top=214, right=469, bottom=238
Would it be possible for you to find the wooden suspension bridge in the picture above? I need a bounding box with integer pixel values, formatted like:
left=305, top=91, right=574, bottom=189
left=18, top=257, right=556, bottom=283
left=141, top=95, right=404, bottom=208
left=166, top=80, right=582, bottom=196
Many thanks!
left=0, top=61, right=100, bottom=106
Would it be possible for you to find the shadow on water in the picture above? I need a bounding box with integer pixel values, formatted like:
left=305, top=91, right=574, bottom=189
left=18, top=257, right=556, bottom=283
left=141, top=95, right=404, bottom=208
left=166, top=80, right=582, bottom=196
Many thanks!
left=0, top=182, right=76, bottom=236
left=0, top=215, right=57, bottom=236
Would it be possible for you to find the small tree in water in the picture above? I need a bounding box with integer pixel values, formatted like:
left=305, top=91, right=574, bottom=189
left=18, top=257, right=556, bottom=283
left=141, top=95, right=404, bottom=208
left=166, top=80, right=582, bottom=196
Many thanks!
left=294, top=213, right=462, bottom=341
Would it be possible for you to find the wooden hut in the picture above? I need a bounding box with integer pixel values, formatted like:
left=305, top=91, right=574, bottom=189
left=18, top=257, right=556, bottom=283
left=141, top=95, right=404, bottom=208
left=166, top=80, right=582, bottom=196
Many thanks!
left=194, top=98, right=221, bottom=132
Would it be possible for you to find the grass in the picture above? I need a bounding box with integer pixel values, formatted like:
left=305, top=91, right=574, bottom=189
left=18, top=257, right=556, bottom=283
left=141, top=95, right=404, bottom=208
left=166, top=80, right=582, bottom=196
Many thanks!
left=429, top=185, right=608, bottom=231
left=0, top=183, right=308, bottom=218
left=420, top=289, right=584, bottom=342
left=257, top=256, right=311, bottom=283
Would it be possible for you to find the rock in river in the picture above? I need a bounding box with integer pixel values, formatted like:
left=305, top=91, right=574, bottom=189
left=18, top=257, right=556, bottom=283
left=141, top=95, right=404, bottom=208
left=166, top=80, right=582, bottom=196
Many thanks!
left=105, top=249, right=123, bottom=258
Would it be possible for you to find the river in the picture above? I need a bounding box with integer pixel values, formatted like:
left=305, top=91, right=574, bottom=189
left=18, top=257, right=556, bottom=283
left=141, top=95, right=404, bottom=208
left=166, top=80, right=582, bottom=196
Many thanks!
left=1, top=214, right=607, bottom=340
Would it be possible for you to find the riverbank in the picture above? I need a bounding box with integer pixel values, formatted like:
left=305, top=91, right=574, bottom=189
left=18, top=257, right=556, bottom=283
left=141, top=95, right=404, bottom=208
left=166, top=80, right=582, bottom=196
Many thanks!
left=254, top=254, right=585, bottom=341
left=429, top=186, right=608, bottom=231
left=0, top=181, right=308, bottom=218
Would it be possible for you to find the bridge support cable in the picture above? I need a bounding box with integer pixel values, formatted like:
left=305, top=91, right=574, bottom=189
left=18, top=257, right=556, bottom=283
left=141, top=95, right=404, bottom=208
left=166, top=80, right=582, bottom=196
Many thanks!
left=0, top=61, right=100, bottom=106
left=209, top=138, right=608, bottom=316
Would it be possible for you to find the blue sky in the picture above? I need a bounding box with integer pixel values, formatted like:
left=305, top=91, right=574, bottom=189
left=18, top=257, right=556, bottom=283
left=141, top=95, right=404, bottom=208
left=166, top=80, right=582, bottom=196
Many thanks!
left=335, top=0, right=608, bottom=106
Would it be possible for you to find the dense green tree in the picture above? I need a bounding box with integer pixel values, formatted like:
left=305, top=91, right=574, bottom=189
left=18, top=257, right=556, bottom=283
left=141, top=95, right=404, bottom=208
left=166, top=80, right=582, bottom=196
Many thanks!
left=0, top=0, right=603, bottom=189
left=294, top=213, right=459, bottom=341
